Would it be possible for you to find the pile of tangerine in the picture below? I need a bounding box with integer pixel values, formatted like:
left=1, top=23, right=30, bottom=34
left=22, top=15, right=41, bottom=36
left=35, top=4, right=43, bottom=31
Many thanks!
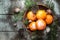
left=27, top=10, right=53, bottom=31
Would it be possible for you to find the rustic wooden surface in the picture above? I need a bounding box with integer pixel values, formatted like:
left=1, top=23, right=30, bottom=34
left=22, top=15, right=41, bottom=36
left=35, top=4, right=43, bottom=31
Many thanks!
left=0, top=0, right=60, bottom=40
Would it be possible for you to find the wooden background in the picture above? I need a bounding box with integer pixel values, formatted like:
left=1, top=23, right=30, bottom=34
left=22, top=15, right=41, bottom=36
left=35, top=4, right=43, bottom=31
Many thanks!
left=0, top=0, right=60, bottom=40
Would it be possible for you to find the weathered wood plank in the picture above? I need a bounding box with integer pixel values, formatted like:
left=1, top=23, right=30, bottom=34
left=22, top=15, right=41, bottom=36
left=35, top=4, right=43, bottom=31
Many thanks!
left=0, top=32, right=17, bottom=40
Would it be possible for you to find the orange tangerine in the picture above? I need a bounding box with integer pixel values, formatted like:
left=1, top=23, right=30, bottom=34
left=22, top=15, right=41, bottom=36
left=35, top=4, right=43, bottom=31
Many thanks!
left=45, top=15, right=53, bottom=24
left=27, top=11, right=36, bottom=20
left=36, top=19, right=46, bottom=30
left=29, top=22, right=37, bottom=31
left=36, top=10, right=47, bottom=19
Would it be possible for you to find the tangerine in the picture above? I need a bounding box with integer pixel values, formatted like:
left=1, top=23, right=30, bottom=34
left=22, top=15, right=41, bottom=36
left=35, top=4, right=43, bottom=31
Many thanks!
left=36, top=10, right=47, bottom=19
left=45, top=15, right=53, bottom=24
left=27, top=11, right=36, bottom=20
left=36, top=19, right=46, bottom=30
left=29, top=22, right=37, bottom=31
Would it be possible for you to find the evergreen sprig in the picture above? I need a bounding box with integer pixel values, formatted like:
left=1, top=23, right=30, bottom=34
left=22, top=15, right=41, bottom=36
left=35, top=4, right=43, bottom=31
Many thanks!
left=25, top=0, right=36, bottom=9
left=45, top=0, right=57, bottom=40
left=12, top=11, right=24, bottom=22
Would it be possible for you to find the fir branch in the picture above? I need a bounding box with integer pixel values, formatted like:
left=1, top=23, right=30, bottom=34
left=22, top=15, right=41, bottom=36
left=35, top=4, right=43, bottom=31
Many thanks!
left=44, top=0, right=57, bottom=40
left=45, top=0, right=54, bottom=10
left=25, top=0, right=36, bottom=9
left=12, top=11, right=24, bottom=22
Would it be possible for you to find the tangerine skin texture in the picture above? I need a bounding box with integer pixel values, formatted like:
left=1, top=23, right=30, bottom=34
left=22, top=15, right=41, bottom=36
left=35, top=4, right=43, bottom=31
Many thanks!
left=45, top=15, right=53, bottom=24
left=29, top=22, right=37, bottom=31
left=27, top=11, right=36, bottom=21
left=36, top=19, right=46, bottom=30
left=36, top=10, right=47, bottom=19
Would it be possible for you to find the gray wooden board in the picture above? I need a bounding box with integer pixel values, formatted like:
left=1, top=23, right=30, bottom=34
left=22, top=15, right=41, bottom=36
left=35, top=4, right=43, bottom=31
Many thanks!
left=0, top=0, right=60, bottom=40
